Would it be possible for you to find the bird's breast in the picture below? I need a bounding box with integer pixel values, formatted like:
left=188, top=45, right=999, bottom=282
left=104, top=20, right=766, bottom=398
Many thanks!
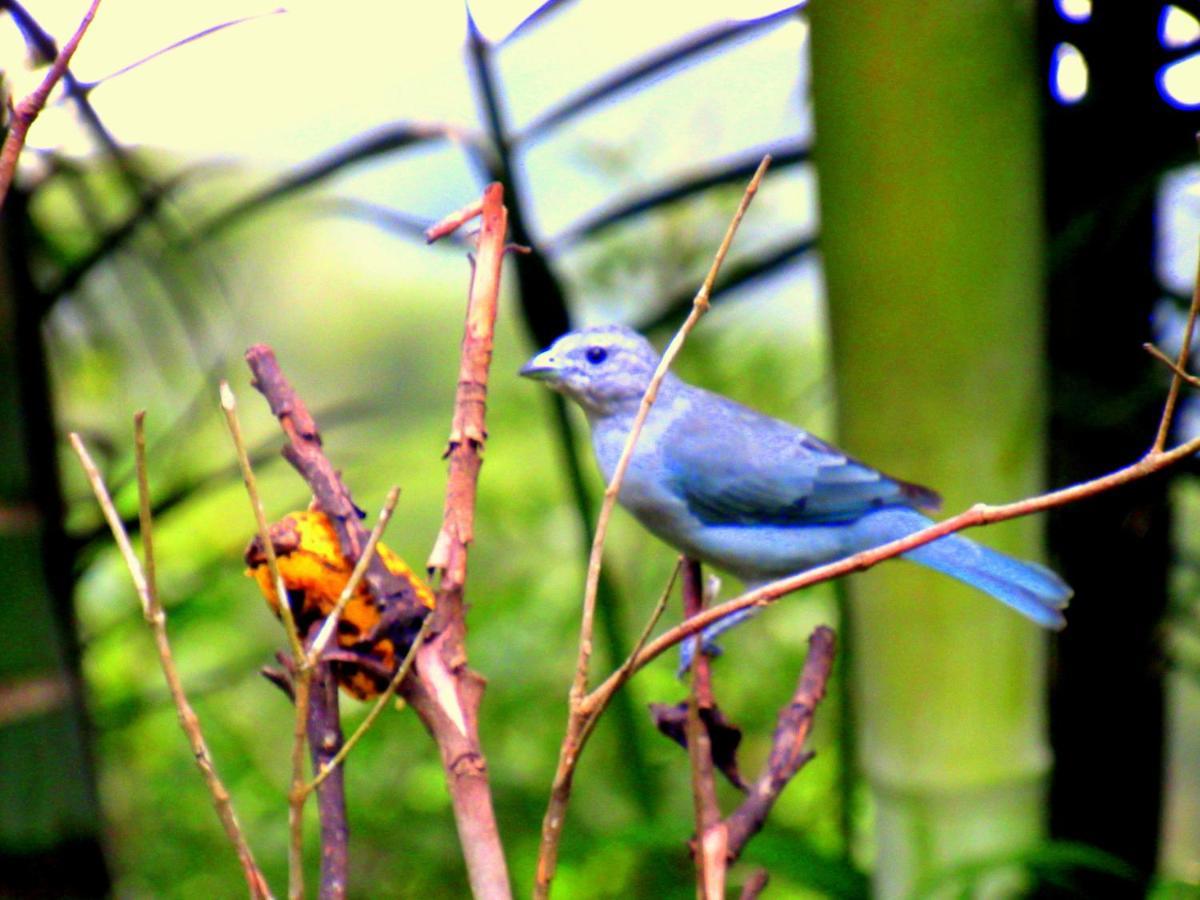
left=590, top=408, right=702, bottom=541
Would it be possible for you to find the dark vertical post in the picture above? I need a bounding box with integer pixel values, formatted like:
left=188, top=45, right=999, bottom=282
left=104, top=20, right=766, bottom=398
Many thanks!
left=1038, top=2, right=1186, bottom=889
left=0, top=191, right=111, bottom=896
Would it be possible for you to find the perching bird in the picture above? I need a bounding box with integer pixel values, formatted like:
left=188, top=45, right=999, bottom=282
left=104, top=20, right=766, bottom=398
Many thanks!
left=520, top=325, right=1071, bottom=655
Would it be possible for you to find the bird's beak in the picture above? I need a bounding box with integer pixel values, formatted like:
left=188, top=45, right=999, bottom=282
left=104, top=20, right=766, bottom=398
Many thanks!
left=519, top=349, right=562, bottom=382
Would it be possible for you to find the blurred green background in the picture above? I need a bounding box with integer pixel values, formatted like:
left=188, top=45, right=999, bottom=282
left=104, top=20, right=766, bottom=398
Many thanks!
left=3, top=1, right=1200, bottom=897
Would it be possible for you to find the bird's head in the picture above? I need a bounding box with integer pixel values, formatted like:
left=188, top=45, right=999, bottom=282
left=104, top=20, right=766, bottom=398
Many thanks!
left=519, top=325, right=660, bottom=415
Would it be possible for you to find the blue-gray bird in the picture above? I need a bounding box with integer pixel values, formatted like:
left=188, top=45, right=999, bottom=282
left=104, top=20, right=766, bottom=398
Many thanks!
left=520, top=325, right=1071, bottom=652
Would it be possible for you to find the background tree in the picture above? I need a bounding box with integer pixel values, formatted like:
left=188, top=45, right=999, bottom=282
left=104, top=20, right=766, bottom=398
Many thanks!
left=812, top=2, right=1053, bottom=895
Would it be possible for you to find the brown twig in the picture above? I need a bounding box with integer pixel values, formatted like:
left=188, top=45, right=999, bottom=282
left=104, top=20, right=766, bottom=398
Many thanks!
left=307, top=617, right=432, bottom=794
left=0, top=0, right=102, bottom=209
left=221, top=383, right=306, bottom=662
left=220, top=382, right=310, bottom=899
left=70, top=424, right=273, bottom=900
left=407, top=181, right=512, bottom=900
left=307, top=664, right=347, bottom=900
left=575, top=562, right=679, bottom=751
left=238, top=345, right=447, bottom=897
left=738, top=868, right=770, bottom=900
left=425, top=197, right=484, bottom=242
left=724, top=627, right=835, bottom=860
left=1145, top=341, right=1200, bottom=388
left=288, top=673, right=312, bottom=899
left=682, top=559, right=726, bottom=900
left=534, top=154, right=772, bottom=900
left=1153, top=227, right=1200, bottom=451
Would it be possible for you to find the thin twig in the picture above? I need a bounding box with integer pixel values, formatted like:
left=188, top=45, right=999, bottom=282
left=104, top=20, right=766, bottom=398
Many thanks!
left=572, top=153, right=771, bottom=702
left=535, top=154, right=771, bottom=900
left=306, top=486, right=402, bottom=667
left=425, top=197, right=484, bottom=242
left=1153, top=228, right=1200, bottom=451
left=220, top=381, right=306, bottom=663
left=219, top=382, right=309, bottom=899
left=306, top=616, right=433, bottom=794
left=288, top=672, right=311, bottom=900
left=576, top=561, right=679, bottom=750
left=738, top=868, right=770, bottom=900
left=0, top=0, right=102, bottom=209
left=1144, top=341, right=1200, bottom=388
left=70, top=427, right=273, bottom=900
left=87, top=9, right=286, bottom=87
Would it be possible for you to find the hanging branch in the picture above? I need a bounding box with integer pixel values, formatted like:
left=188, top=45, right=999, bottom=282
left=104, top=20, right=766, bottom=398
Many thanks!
left=0, top=0, right=102, bottom=209
left=69, top=421, right=273, bottom=900
left=414, top=180, right=513, bottom=900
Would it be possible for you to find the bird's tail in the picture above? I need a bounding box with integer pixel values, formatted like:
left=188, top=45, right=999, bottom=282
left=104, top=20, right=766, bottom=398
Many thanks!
left=875, top=508, right=1072, bottom=629
left=679, top=509, right=1072, bottom=674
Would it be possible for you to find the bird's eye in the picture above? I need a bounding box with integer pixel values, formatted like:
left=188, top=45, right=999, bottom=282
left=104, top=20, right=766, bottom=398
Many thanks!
left=585, top=346, right=608, bottom=365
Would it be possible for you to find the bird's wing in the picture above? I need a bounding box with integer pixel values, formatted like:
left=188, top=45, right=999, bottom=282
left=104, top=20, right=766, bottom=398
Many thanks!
left=662, top=392, right=940, bottom=526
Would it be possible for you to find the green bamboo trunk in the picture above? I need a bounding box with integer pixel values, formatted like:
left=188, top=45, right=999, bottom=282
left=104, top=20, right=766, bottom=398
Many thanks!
left=809, top=2, right=1050, bottom=896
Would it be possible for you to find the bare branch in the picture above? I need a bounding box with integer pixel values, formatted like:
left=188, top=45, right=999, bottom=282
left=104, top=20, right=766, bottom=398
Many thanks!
left=738, top=868, right=770, bottom=900
left=220, top=382, right=306, bottom=662
left=242, top=347, right=428, bottom=641
left=306, top=664, right=347, bottom=900
left=403, top=181, right=513, bottom=900
left=1145, top=341, right=1200, bottom=388
left=535, top=155, right=771, bottom=900
left=425, top=197, right=484, bottom=243
left=0, top=0, right=102, bottom=209
left=306, top=617, right=433, bottom=794
left=1152, top=215, right=1200, bottom=451
left=70, top=425, right=273, bottom=899
left=724, top=627, right=835, bottom=860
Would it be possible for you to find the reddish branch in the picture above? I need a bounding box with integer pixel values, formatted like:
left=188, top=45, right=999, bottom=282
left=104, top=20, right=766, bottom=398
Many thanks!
left=243, top=182, right=512, bottom=899
left=656, top=625, right=834, bottom=894
left=0, top=0, right=102, bottom=209
left=668, top=572, right=834, bottom=896
left=408, top=181, right=513, bottom=900
left=425, top=197, right=484, bottom=243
